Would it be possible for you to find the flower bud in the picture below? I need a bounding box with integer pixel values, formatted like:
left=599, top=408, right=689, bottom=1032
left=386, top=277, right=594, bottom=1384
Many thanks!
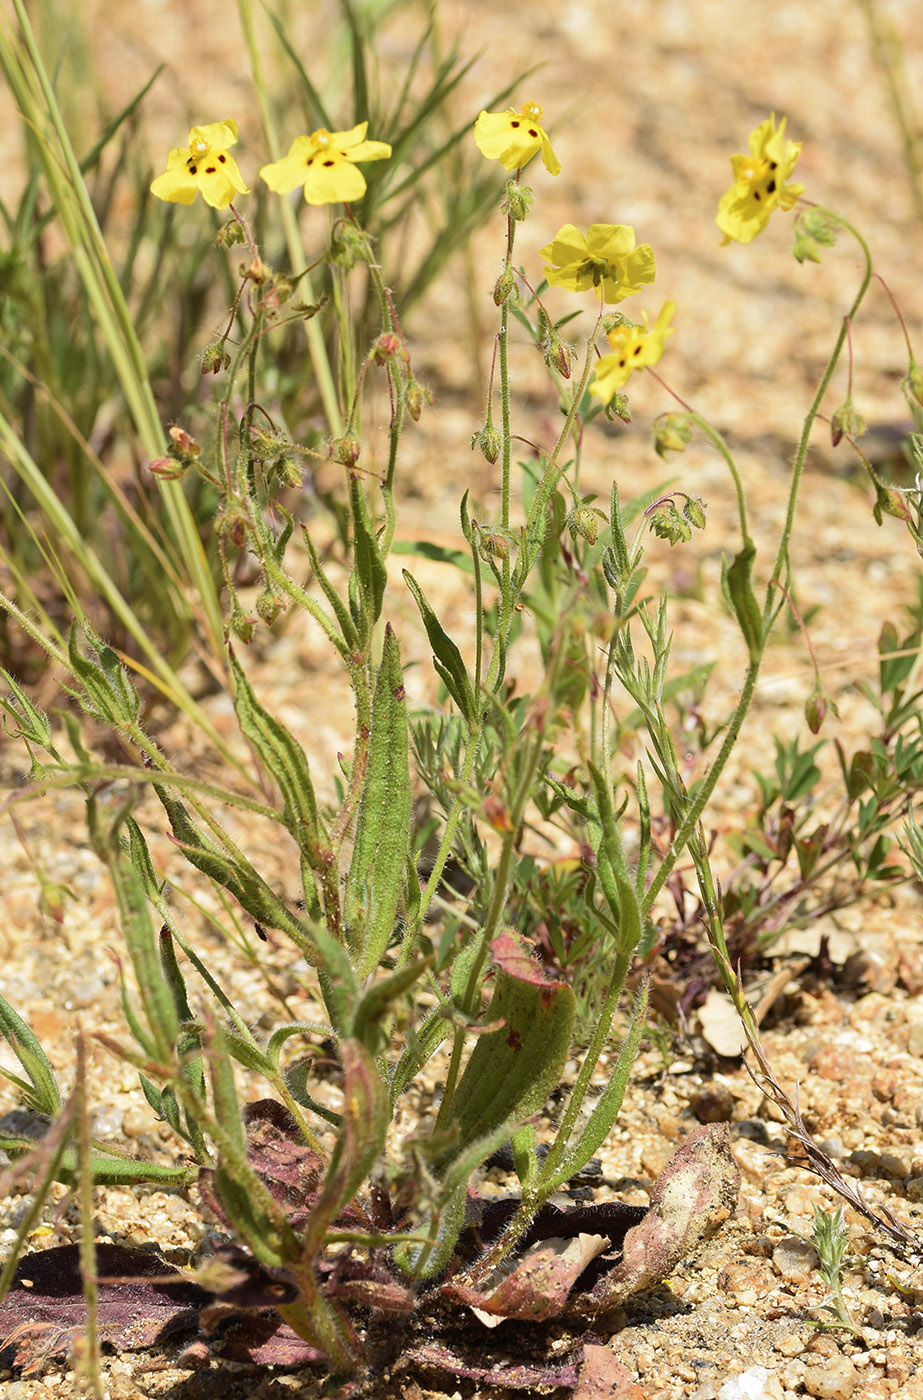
left=650, top=502, right=692, bottom=545
left=902, top=361, right=923, bottom=409
left=471, top=422, right=502, bottom=464
left=568, top=504, right=603, bottom=545
left=805, top=686, right=827, bottom=735
left=544, top=332, right=573, bottom=379
left=216, top=219, right=247, bottom=248
left=168, top=424, right=201, bottom=459
left=604, top=392, right=631, bottom=424
left=256, top=588, right=285, bottom=626
left=240, top=255, right=271, bottom=285
left=493, top=266, right=516, bottom=306
left=654, top=413, right=694, bottom=458
left=830, top=402, right=866, bottom=447
left=683, top=496, right=707, bottom=531
left=503, top=180, right=534, bottom=222
left=229, top=602, right=255, bottom=643
left=330, top=435, right=361, bottom=467
left=405, top=378, right=432, bottom=422
left=329, top=220, right=372, bottom=269
left=371, top=332, right=407, bottom=366
left=201, top=340, right=231, bottom=375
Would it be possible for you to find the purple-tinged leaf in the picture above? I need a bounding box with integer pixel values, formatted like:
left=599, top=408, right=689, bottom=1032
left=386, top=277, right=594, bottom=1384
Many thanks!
left=0, top=1243, right=206, bottom=1372
left=399, top=1340, right=582, bottom=1391
left=583, top=1122, right=739, bottom=1312
left=444, top=1232, right=610, bottom=1323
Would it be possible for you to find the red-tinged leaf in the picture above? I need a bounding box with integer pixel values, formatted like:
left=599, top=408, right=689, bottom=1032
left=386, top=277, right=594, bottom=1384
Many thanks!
left=399, top=1340, right=582, bottom=1391
left=175, top=1314, right=327, bottom=1369
left=444, top=1232, right=610, bottom=1323
left=583, top=1123, right=739, bottom=1312
left=0, top=1243, right=207, bottom=1372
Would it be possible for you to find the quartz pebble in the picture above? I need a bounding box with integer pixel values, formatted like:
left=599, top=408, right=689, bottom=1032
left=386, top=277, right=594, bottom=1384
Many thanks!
left=802, top=1356, right=857, bottom=1398
left=772, top=1234, right=819, bottom=1282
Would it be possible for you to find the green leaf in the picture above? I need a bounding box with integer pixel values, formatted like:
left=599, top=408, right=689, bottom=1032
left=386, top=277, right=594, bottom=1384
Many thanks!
left=403, top=570, right=476, bottom=722
left=0, top=1134, right=194, bottom=1186
left=440, top=931, right=575, bottom=1169
left=228, top=647, right=327, bottom=871
left=349, top=473, right=387, bottom=636
left=346, top=624, right=412, bottom=978
left=723, top=537, right=763, bottom=662
left=539, top=978, right=648, bottom=1191
left=0, top=992, right=61, bottom=1116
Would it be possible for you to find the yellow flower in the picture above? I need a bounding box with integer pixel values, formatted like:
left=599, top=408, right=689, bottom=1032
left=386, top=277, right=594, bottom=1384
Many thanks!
left=716, top=114, right=804, bottom=245
left=260, top=124, right=392, bottom=206
left=473, top=100, right=561, bottom=175
left=591, top=302, right=676, bottom=400
left=540, top=223, right=656, bottom=303
left=150, top=121, right=249, bottom=209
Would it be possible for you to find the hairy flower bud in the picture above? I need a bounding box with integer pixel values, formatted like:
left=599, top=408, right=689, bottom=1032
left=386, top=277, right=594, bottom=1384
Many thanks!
left=805, top=686, right=827, bottom=735
left=654, top=413, right=694, bottom=458
left=201, top=340, right=231, bottom=375
left=406, top=378, right=432, bottom=422
left=503, top=180, right=534, bottom=222
left=493, top=266, right=516, bottom=306
left=568, top=504, right=603, bottom=545
left=830, top=402, right=866, bottom=447
left=256, top=588, right=285, bottom=626
left=472, top=421, right=502, bottom=464
left=330, top=435, right=361, bottom=467
left=544, top=332, right=573, bottom=379
left=216, top=219, right=247, bottom=248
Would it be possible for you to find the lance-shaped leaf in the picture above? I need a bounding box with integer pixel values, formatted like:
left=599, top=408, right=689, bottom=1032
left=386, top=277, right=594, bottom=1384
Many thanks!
left=154, top=785, right=314, bottom=949
left=403, top=570, right=476, bottom=723
left=348, top=474, right=388, bottom=637
left=538, top=977, right=648, bottom=1193
left=228, top=647, right=328, bottom=871
left=0, top=993, right=61, bottom=1117
left=345, top=625, right=411, bottom=978
left=440, top=932, right=575, bottom=1169
left=301, top=1040, right=390, bottom=1256
left=723, top=536, right=762, bottom=663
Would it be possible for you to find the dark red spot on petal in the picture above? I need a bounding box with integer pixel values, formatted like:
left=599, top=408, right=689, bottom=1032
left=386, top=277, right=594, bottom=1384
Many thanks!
left=753, top=191, right=761, bottom=200
left=205, top=166, right=216, bottom=173
left=306, top=156, right=315, bottom=166
left=323, top=159, right=335, bottom=167
left=527, top=127, right=538, bottom=138
left=767, top=178, right=776, bottom=193
left=188, top=164, right=198, bottom=175
left=510, top=120, right=521, bottom=128
left=218, top=154, right=227, bottom=164
left=633, top=346, right=642, bottom=356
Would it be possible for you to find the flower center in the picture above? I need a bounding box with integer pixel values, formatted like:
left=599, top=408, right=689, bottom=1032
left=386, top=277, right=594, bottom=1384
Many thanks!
left=311, top=129, right=332, bottom=151
left=191, top=137, right=209, bottom=157
left=520, top=100, right=544, bottom=124
left=740, top=157, right=779, bottom=202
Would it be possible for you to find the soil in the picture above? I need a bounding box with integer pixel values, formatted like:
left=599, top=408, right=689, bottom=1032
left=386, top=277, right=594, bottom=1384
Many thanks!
left=3, top=1, right=923, bottom=1397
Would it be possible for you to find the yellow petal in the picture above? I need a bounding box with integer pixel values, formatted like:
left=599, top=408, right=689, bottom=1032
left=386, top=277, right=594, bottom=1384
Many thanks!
left=303, top=156, right=368, bottom=205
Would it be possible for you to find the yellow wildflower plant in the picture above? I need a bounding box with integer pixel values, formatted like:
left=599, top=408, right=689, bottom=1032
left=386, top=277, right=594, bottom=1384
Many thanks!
left=716, top=113, right=804, bottom=245
left=260, top=124, right=392, bottom=206
left=473, top=100, right=561, bottom=176
left=150, top=121, right=249, bottom=209
left=540, top=223, right=656, bottom=304
left=591, top=302, right=677, bottom=401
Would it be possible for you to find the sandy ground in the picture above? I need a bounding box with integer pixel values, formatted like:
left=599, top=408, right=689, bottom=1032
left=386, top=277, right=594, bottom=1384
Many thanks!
left=3, top=0, right=923, bottom=1396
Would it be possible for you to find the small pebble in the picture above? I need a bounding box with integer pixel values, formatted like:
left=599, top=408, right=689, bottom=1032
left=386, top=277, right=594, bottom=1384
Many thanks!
left=772, top=1235, right=819, bottom=1282
left=802, top=1355, right=857, bottom=1398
